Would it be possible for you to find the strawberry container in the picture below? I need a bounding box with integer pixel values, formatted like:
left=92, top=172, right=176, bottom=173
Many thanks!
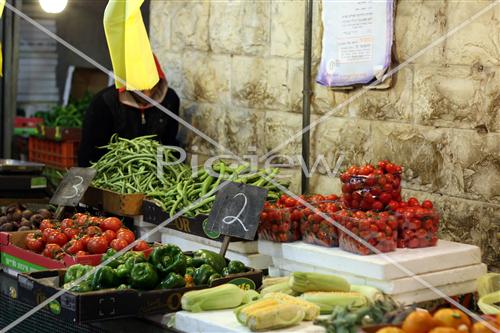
left=335, top=210, right=398, bottom=255
left=340, top=161, right=402, bottom=211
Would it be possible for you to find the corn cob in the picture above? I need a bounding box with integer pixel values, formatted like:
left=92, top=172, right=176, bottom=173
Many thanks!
left=261, top=276, right=289, bottom=289
left=289, top=272, right=350, bottom=293
left=181, top=284, right=244, bottom=312
left=242, top=289, right=261, bottom=304
left=301, top=291, right=367, bottom=314
left=263, top=292, right=320, bottom=321
left=235, top=299, right=281, bottom=324
left=260, top=281, right=296, bottom=296
left=235, top=300, right=305, bottom=331
left=350, top=285, right=383, bottom=302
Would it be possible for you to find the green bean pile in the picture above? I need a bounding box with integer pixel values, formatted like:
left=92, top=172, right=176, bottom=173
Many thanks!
left=91, top=135, right=286, bottom=217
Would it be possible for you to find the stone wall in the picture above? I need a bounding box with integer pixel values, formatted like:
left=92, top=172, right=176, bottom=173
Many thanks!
left=150, top=0, right=499, bottom=271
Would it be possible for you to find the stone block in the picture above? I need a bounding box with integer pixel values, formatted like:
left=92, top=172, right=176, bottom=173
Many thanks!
left=263, top=111, right=302, bottom=162
left=445, top=1, right=500, bottom=66
left=181, top=52, right=231, bottom=105
left=349, top=67, right=414, bottom=122
left=209, top=2, right=270, bottom=56
left=310, top=174, right=342, bottom=195
left=184, top=103, right=227, bottom=156
left=413, top=65, right=500, bottom=131
left=394, top=0, right=447, bottom=64
left=169, top=1, right=210, bottom=51
left=224, top=108, right=266, bottom=156
left=311, top=117, right=372, bottom=173
left=149, top=2, right=170, bottom=55
left=232, top=57, right=289, bottom=110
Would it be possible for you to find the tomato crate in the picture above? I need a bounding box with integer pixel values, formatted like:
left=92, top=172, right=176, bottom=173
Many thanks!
left=28, top=137, right=79, bottom=169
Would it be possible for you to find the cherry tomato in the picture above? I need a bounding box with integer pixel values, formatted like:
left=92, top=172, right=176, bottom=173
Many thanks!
left=100, top=217, right=123, bottom=232
left=387, top=201, right=400, bottom=211
left=63, top=239, right=84, bottom=255
left=102, top=230, right=116, bottom=243
left=60, top=218, right=74, bottom=229
left=25, top=232, right=45, bottom=253
left=116, top=229, right=135, bottom=244
left=39, top=219, right=54, bottom=231
left=47, top=231, right=68, bottom=247
left=372, top=201, right=384, bottom=211
left=87, top=236, right=109, bottom=254
left=407, top=197, right=420, bottom=207
left=86, top=226, right=102, bottom=236
left=42, top=244, right=63, bottom=259
left=133, top=240, right=150, bottom=251
left=422, top=200, right=434, bottom=209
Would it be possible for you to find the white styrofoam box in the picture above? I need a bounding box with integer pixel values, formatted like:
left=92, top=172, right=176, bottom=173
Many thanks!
left=159, top=228, right=258, bottom=254
left=161, top=233, right=272, bottom=270
left=271, top=255, right=486, bottom=295
left=281, top=240, right=481, bottom=280
left=258, top=240, right=285, bottom=258
left=267, top=266, right=283, bottom=277
left=175, top=310, right=326, bottom=333
left=137, top=227, right=161, bottom=243
left=133, top=216, right=156, bottom=228
left=392, top=279, right=478, bottom=305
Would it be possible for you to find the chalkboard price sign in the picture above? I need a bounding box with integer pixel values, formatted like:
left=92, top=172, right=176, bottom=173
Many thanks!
left=206, top=182, right=267, bottom=241
left=50, top=167, right=97, bottom=207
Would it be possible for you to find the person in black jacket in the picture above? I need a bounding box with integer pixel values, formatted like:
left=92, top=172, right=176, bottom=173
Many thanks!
left=77, top=70, right=180, bottom=167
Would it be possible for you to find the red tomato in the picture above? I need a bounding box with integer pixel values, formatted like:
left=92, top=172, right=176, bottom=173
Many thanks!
left=47, top=231, right=68, bottom=247
left=379, top=193, right=392, bottom=204
left=42, top=228, right=57, bottom=242
left=88, top=216, right=103, bottom=226
left=110, top=238, right=128, bottom=251
left=408, top=238, right=420, bottom=248
left=42, top=244, right=63, bottom=259
left=87, top=236, right=109, bottom=254
left=78, top=234, right=91, bottom=251
left=116, top=229, right=135, bottom=244
left=39, top=219, right=54, bottom=231
left=387, top=200, right=400, bottom=211
left=63, top=227, right=80, bottom=240
left=100, top=217, right=123, bottom=232
left=133, top=240, right=150, bottom=251
left=25, top=232, right=45, bottom=253
left=86, top=226, right=102, bottom=236
left=407, top=197, right=420, bottom=207
left=75, top=250, right=88, bottom=257
left=60, top=218, right=74, bottom=229
left=422, top=200, right=434, bottom=209
left=102, top=230, right=116, bottom=243
left=63, top=239, right=84, bottom=255
left=75, top=214, right=89, bottom=226
left=372, top=201, right=384, bottom=211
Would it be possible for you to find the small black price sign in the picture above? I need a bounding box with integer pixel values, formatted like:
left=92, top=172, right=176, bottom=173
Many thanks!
left=50, top=167, right=96, bottom=207
left=206, top=182, right=267, bottom=241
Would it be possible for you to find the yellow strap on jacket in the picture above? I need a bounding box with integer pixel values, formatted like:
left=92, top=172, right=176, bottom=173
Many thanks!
left=103, top=0, right=159, bottom=91
left=0, top=0, right=5, bottom=77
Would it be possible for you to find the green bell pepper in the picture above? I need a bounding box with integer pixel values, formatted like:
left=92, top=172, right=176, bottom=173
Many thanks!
left=158, top=272, right=186, bottom=289
left=130, top=262, right=159, bottom=290
left=193, top=250, right=226, bottom=274
left=193, top=264, right=216, bottom=285
left=102, top=248, right=120, bottom=268
left=66, top=281, right=93, bottom=293
left=185, top=267, right=195, bottom=277
left=227, top=260, right=246, bottom=274
left=222, top=267, right=230, bottom=276
left=149, top=244, right=186, bottom=277
left=208, top=273, right=222, bottom=286
left=116, top=264, right=130, bottom=280
left=91, top=266, right=119, bottom=290
left=64, top=264, right=92, bottom=284
left=116, top=284, right=131, bottom=290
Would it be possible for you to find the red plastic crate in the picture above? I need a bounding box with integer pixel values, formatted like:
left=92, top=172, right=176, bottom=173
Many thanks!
left=28, top=137, right=79, bottom=169
left=15, top=117, right=43, bottom=128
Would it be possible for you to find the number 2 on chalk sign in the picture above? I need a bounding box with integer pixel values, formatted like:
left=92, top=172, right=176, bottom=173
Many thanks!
left=222, top=193, right=249, bottom=232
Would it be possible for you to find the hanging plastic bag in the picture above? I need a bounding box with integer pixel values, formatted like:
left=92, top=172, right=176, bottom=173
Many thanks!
left=103, top=0, right=159, bottom=91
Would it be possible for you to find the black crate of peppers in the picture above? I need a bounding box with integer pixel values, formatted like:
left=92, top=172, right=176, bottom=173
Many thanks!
left=17, top=245, right=262, bottom=322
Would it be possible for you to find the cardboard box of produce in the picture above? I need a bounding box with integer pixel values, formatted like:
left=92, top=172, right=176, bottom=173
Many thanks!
left=142, top=200, right=255, bottom=242
left=81, top=186, right=144, bottom=217
left=0, top=231, right=148, bottom=273
left=17, top=267, right=263, bottom=322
